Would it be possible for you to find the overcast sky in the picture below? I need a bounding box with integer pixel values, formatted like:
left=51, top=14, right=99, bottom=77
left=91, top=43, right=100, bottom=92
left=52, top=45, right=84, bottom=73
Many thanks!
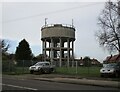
left=2, top=1, right=114, bottom=62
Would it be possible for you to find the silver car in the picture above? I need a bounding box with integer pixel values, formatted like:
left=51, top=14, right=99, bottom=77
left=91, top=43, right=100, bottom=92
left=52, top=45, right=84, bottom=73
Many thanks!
left=29, top=61, right=55, bottom=74
left=100, top=63, right=120, bottom=77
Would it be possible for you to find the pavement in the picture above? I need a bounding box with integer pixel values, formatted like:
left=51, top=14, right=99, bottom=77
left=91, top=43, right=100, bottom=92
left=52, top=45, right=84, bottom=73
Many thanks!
left=34, top=77, right=119, bottom=88
left=2, top=74, right=120, bottom=88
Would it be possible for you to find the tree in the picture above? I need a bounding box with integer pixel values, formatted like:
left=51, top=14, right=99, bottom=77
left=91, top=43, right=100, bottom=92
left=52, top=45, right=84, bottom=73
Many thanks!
left=15, top=39, right=33, bottom=61
left=33, top=54, right=45, bottom=61
left=96, top=1, right=120, bottom=54
left=83, top=56, right=91, bottom=67
left=0, top=39, right=9, bottom=55
left=0, top=39, right=10, bottom=60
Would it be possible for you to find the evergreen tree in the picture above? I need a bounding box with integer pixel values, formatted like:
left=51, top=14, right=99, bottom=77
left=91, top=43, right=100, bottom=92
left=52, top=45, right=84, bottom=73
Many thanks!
left=15, top=39, right=33, bottom=61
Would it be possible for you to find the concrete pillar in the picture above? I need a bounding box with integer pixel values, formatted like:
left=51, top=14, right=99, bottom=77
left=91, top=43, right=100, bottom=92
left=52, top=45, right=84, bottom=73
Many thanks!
left=51, top=38, right=54, bottom=65
left=42, top=40, right=44, bottom=55
left=44, top=39, right=47, bottom=61
left=59, top=38, right=62, bottom=67
left=54, top=42, right=57, bottom=58
left=49, top=42, right=51, bottom=59
left=67, top=38, right=70, bottom=67
left=62, top=42, right=64, bottom=58
left=72, top=40, right=74, bottom=67
left=42, top=40, right=46, bottom=61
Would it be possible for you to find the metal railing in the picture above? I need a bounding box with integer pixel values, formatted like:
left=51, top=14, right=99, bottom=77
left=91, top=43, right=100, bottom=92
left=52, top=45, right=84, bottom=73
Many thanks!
left=41, top=24, right=75, bottom=30
left=2, top=60, right=102, bottom=77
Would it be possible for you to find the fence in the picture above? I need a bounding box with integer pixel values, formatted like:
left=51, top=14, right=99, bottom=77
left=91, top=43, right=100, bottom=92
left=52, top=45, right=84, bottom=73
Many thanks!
left=2, top=60, right=102, bottom=77
left=2, top=60, right=38, bottom=74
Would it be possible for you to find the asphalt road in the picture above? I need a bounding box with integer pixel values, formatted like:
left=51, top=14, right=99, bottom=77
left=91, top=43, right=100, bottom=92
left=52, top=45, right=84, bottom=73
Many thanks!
left=2, top=76, right=119, bottom=91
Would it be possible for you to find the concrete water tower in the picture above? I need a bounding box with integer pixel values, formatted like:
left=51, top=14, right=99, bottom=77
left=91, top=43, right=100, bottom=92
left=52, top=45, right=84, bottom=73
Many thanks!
left=41, top=23, right=76, bottom=67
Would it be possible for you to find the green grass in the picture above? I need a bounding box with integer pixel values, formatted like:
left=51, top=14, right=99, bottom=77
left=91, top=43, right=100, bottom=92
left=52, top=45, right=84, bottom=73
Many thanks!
left=15, top=67, right=29, bottom=74
left=3, top=67, right=30, bottom=75
left=3, top=66, right=101, bottom=77
left=55, top=66, right=101, bottom=77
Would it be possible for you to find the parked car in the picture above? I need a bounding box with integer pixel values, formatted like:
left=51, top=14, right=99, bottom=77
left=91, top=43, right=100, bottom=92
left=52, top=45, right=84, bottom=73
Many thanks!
left=100, top=63, right=120, bottom=77
left=29, top=61, right=55, bottom=74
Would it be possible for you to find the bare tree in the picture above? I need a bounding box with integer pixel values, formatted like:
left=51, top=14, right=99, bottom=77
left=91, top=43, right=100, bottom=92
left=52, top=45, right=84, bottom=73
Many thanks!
left=0, top=39, right=10, bottom=60
left=96, top=1, right=120, bottom=54
left=0, top=39, right=9, bottom=54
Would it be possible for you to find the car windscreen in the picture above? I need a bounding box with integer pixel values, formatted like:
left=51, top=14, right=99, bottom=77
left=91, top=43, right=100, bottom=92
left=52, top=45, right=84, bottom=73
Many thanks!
left=44, top=63, right=49, bottom=66
left=104, top=64, right=117, bottom=68
left=34, top=63, right=43, bottom=66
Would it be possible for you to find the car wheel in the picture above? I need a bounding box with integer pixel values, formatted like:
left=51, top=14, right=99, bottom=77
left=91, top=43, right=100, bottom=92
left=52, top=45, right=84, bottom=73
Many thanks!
left=39, top=68, right=43, bottom=74
left=100, top=74, right=104, bottom=77
left=115, top=73, right=119, bottom=78
left=48, top=69, right=52, bottom=74
left=30, top=70, right=33, bottom=74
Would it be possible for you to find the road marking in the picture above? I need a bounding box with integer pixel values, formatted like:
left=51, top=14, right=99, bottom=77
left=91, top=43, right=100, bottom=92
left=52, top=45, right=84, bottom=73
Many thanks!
left=2, top=83, right=38, bottom=90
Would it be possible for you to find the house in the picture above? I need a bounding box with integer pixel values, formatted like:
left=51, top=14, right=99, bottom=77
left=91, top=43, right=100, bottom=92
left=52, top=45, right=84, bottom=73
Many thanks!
left=76, top=57, right=101, bottom=66
left=103, top=54, right=120, bottom=63
left=91, top=58, right=101, bottom=65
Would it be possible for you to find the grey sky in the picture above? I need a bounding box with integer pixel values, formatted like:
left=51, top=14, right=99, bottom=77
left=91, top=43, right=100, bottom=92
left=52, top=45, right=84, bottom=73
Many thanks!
left=2, top=2, right=111, bottom=62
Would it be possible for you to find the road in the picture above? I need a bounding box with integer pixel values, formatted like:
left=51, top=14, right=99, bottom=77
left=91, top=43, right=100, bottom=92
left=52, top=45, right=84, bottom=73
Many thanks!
left=2, top=76, right=119, bottom=91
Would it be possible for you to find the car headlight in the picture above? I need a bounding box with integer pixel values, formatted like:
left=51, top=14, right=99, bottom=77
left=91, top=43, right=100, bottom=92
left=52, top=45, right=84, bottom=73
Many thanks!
left=109, top=69, right=115, bottom=73
left=100, top=69, right=104, bottom=73
left=29, top=67, right=31, bottom=70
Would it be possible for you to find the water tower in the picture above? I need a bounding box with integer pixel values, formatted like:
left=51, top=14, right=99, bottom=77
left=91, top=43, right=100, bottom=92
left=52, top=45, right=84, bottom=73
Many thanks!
left=41, top=23, right=76, bottom=67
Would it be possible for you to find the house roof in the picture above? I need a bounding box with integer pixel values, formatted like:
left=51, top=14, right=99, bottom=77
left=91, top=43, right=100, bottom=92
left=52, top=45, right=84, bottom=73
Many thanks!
left=91, top=58, right=101, bottom=64
left=105, top=54, right=120, bottom=63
